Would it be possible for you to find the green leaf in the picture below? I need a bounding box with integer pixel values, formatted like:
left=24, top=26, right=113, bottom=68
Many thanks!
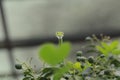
left=38, top=42, right=71, bottom=66
left=112, top=49, right=120, bottom=55
left=101, top=42, right=109, bottom=51
left=109, top=40, right=118, bottom=50
left=53, top=65, right=70, bottom=80
left=40, top=67, right=58, bottom=76
left=96, top=46, right=107, bottom=55
left=96, top=40, right=119, bottom=56
left=73, top=62, right=81, bottom=69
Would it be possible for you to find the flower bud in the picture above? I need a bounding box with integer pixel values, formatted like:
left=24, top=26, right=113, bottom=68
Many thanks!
left=100, top=54, right=105, bottom=58
left=76, top=51, right=82, bottom=56
left=88, top=56, right=94, bottom=63
left=76, top=56, right=86, bottom=62
left=15, top=64, right=22, bottom=70
left=56, top=32, right=64, bottom=39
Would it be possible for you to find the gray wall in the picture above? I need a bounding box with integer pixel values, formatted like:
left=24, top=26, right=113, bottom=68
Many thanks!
left=1, top=0, right=120, bottom=41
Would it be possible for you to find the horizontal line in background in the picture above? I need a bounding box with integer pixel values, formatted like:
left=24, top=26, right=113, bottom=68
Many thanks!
left=0, top=32, right=120, bottom=49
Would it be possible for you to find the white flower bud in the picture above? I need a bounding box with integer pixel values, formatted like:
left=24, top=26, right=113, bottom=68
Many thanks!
left=56, top=32, right=64, bottom=39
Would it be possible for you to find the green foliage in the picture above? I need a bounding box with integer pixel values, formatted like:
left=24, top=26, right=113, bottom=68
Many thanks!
left=96, top=40, right=120, bottom=56
left=15, top=33, right=120, bottom=80
left=53, top=64, right=70, bottom=80
left=38, top=42, right=71, bottom=66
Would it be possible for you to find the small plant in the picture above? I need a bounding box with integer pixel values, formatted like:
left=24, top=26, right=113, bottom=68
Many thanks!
left=15, top=32, right=120, bottom=80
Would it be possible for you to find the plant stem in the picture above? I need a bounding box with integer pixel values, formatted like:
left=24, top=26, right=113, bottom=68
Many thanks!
left=58, top=38, right=63, bottom=46
left=72, top=75, right=76, bottom=80
left=72, top=70, right=76, bottom=80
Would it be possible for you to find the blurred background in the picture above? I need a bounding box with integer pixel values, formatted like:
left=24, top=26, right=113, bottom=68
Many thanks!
left=0, top=0, right=120, bottom=80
